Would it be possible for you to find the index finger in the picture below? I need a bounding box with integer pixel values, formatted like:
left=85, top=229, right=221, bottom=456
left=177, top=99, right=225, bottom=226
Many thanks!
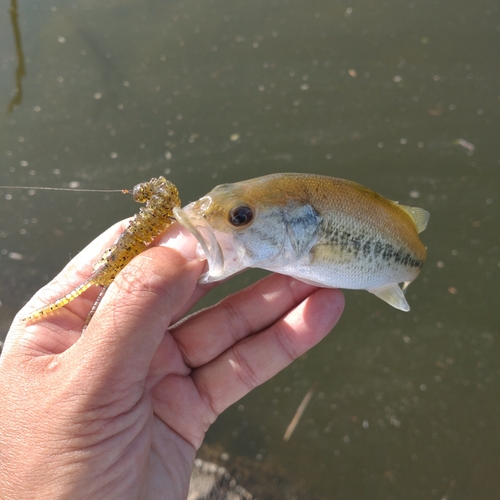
left=5, top=220, right=132, bottom=359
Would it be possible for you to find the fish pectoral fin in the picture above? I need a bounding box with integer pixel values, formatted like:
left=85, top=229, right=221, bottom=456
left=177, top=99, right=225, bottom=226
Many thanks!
left=285, top=204, right=322, bottom=256
left=368, top=284, right=410, bottom=312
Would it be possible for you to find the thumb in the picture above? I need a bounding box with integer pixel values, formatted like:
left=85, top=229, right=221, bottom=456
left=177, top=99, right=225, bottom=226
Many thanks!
left=68, top=225, right=205, bottom=392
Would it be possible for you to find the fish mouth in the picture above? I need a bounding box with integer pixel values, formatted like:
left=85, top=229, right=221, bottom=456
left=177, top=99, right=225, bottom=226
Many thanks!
left=173, top=204, right=225, bottom=283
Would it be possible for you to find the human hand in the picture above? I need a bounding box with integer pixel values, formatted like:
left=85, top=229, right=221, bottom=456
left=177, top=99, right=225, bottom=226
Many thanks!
left=0, top=221, right=344, bottom=500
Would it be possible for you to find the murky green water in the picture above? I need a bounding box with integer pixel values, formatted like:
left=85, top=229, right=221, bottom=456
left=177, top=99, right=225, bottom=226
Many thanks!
left=1, top=0, right=499, bottom=498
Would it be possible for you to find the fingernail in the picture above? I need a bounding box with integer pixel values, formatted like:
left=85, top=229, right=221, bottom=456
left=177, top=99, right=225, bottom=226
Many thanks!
left=157, top=224, right=203, bottom=262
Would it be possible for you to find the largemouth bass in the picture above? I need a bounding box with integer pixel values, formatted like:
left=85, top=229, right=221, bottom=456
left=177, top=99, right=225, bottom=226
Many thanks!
left=174, top=173, right=429, bottom=311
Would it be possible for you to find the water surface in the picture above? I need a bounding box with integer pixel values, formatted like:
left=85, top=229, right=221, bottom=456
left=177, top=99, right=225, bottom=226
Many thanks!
left=0, top=1, right=498, bottom=498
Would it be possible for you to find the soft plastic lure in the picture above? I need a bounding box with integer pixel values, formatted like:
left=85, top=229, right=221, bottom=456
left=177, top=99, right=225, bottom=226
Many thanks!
left=21, top=176, right=180, bottom=325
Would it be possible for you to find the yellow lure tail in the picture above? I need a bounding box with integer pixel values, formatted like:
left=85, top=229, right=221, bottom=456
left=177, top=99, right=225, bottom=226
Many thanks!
left=21, top=279, right=94, bottom=322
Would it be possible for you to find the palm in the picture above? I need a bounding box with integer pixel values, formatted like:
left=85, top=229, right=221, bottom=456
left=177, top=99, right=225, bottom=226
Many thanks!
left=1, top=224, right=344, bottom=499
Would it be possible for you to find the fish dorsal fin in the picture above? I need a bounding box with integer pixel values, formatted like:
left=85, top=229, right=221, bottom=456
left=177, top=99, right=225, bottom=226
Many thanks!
left=368, top=284, right=410, bottom=312
left=397, top=204, right=430, bottom=234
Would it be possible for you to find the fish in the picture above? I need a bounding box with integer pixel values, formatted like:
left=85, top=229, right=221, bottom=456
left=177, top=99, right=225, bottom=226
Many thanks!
left=173, top=173, right=429, bottom=311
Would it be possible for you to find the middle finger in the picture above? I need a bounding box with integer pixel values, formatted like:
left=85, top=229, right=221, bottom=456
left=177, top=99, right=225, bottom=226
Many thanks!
left=170, top=273, right=321, bottom=368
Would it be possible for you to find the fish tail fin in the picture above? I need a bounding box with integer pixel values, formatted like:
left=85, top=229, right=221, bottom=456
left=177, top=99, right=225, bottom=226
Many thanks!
left=398, top=205, right=430, bottom=233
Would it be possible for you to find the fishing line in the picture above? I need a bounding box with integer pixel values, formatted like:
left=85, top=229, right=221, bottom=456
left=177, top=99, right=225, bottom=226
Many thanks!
left=0, top=185, right=126, bottom=193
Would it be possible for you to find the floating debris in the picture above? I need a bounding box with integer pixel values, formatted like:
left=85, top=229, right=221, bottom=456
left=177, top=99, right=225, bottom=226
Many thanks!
left=283, top=382, right=318, bottom=442
left=453, top=138, right=475, bottom=152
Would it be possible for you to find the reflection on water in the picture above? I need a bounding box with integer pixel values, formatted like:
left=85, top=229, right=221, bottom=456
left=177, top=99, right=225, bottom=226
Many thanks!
left=6, top=0, right=26, bottom=113
left=0, top=0, right=499, bottom=498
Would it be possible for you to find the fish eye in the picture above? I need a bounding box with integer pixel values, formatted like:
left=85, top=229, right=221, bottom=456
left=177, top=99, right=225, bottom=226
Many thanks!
left=228, top=205, right=253, bottom=227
